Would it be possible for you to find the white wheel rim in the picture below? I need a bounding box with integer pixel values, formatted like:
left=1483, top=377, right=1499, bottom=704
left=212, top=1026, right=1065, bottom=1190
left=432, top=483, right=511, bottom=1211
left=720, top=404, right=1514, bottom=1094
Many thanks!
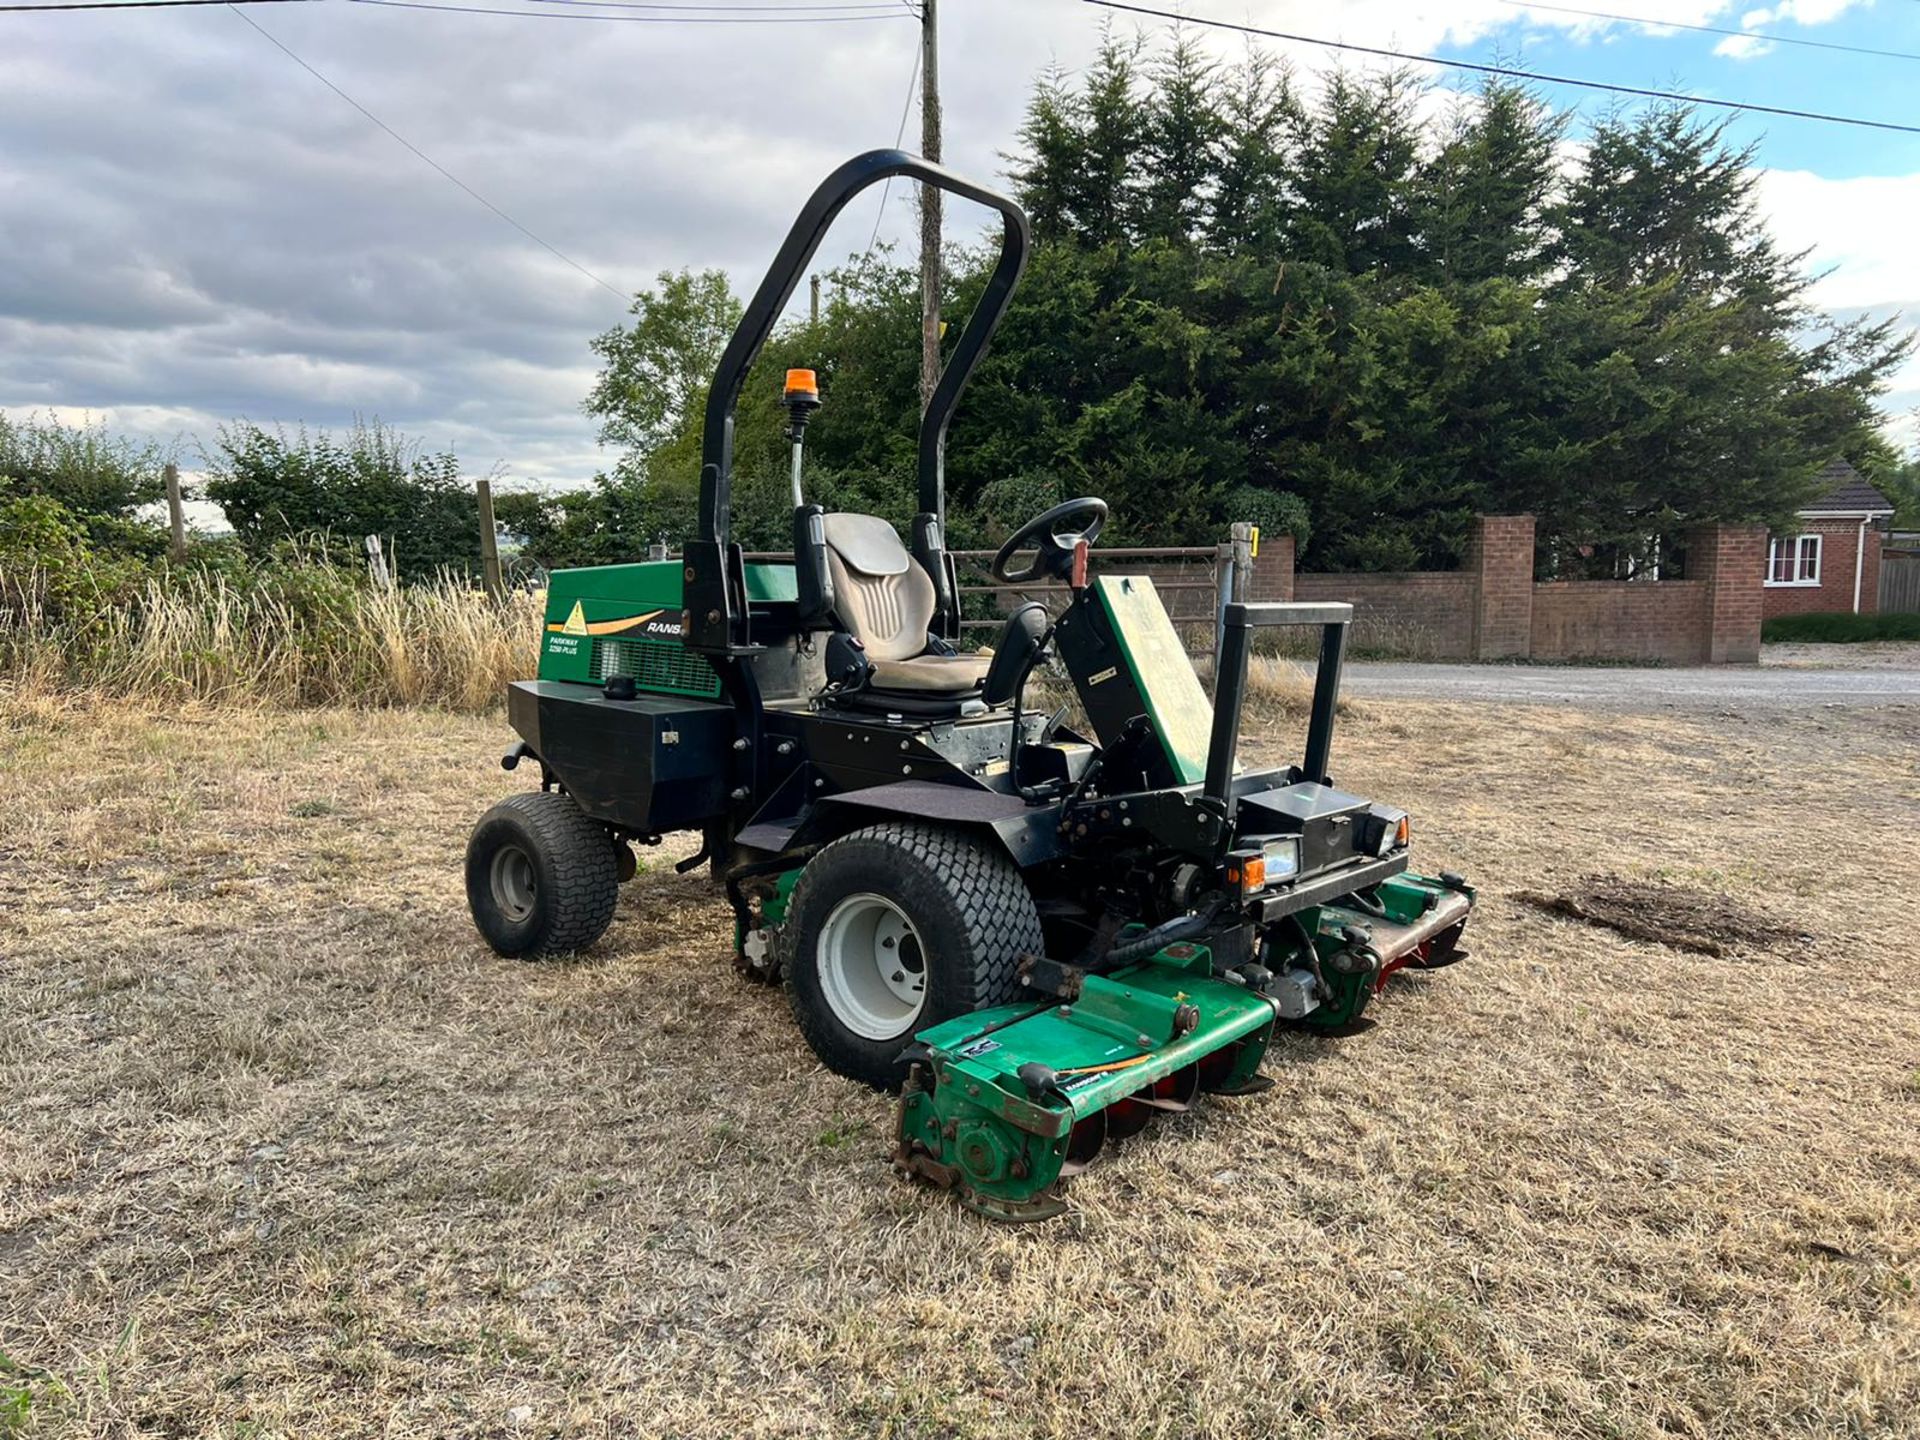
left=816, top=892, right=928, bottom=1041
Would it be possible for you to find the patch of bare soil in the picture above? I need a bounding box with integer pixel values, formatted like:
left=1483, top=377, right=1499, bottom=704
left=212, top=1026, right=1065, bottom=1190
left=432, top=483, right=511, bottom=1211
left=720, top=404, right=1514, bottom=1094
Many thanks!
left=1514, top=874, right=1817, bottom=958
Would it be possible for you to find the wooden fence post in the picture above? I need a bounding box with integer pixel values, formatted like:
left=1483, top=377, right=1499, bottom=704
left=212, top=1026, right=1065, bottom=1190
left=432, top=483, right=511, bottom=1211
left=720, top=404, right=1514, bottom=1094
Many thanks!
left=365, top=534, right=391, bottom=590
left=476, top=478, right=503, bottom=599
left=164, top=462, right=187, bottom=563
left=1229, top=521, right=1255, bottom=605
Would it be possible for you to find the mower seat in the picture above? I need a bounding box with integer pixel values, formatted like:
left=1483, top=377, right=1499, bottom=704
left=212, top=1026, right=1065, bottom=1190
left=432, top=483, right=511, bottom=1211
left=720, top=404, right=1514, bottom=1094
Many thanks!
left=819, top=513, right=991, bottom=698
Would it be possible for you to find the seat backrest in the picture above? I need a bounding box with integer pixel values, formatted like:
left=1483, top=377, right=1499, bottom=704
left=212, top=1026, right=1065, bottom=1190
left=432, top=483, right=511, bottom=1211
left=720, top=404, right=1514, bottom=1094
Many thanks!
left=984, top=602, right=1049, bottom=708
left=820, top=513, right=935, bottom=662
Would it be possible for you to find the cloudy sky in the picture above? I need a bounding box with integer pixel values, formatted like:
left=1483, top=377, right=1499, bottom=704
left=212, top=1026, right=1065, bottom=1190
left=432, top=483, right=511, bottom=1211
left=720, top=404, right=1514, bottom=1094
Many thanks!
left=5, top=0, right=1920, bottom=504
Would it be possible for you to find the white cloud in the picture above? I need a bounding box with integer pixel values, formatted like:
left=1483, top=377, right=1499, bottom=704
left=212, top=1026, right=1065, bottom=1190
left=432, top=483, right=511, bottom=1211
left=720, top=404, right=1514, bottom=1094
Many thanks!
left=1769, top=0, right=1860, bottom=22
left=1756, top=165, right=1920, bottom=443
left=1758, top=167, right=1920, bottom=311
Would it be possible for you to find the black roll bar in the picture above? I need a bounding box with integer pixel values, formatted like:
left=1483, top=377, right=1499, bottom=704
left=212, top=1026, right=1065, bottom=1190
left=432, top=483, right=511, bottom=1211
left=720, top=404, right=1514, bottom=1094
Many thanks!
left=697, top=148, right=1032, bottom=544
left=1205, top=602, right=1354, bottom=819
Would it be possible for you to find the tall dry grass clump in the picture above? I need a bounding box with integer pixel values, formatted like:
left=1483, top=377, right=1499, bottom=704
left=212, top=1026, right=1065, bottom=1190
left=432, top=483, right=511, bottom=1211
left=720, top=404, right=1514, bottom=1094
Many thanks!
left=1, top=562, right=542, bottom=712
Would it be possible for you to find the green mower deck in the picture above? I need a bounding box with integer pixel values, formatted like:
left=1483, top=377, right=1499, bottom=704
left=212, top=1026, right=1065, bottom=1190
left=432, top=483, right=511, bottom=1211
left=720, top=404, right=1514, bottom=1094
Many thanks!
left=895, top=870, right=1473, bottom=1220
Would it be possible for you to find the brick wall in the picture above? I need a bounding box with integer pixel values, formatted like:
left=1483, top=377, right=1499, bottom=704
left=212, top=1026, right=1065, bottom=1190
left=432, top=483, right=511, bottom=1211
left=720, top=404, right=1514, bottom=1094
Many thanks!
left=1466, top=515, right=1535, bottom=660
left=1531, top=581, right=1710, bottom=664
left=1760, top=517, right=1882, bottom=620
left=1250, top=534, right=1295, bottom=601
left=1249, top=514, right=1765, bottom=665
left=1294, top=572, right=1476, bottom=658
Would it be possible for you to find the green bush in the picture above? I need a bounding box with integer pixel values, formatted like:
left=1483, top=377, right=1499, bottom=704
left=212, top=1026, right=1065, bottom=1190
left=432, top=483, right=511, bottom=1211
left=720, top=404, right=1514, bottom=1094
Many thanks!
left=0, top=412, right=167, bottom=552
left=1762, top=611, right=1920, bottom=643
left=1221, top=485, right=1310, bottom=549
left=0, top=493, right=150, bottom=618
left=205, top=420, right=480, bottom=579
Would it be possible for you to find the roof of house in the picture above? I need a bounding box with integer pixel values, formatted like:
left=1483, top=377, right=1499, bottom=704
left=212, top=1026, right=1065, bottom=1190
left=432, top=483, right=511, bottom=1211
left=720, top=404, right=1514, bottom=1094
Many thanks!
left=1799, top=457, right=1895, bottom=516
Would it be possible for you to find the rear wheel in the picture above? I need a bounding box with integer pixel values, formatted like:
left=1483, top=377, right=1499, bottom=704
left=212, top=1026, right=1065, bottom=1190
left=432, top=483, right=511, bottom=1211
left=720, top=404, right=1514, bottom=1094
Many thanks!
left=779, top=822, right=1043, bottom=1089
left=466, top=791, right=619, bottom=957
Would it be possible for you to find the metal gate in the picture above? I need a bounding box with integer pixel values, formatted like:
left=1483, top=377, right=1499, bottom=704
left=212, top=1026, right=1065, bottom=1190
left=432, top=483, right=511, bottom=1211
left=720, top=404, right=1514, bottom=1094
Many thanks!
left=749, top=525, right=1256, bottom=671
left=949, top=542, right=1234, bottom=664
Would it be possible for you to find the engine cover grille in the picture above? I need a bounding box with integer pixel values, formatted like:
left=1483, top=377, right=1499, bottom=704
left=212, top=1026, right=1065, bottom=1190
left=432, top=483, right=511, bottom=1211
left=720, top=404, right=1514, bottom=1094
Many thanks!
left=589, top=636, right=721, bottom=699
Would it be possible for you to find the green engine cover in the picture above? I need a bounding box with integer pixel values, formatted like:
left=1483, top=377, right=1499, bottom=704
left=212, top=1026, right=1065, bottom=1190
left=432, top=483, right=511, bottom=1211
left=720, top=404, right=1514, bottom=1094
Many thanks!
left=535, top=560, right=797, bottom=699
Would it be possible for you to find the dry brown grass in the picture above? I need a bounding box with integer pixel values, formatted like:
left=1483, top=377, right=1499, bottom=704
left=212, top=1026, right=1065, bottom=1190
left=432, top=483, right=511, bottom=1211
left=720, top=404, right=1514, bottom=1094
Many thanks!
left=2, top=569, right=542, bottom=712
left=3, top=691, right=1918, bottom=1438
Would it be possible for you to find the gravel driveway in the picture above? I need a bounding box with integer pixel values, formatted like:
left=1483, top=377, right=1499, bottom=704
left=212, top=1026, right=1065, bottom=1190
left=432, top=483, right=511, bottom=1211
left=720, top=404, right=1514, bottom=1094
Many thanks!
left=1344, top=658, right=1920, bottom=709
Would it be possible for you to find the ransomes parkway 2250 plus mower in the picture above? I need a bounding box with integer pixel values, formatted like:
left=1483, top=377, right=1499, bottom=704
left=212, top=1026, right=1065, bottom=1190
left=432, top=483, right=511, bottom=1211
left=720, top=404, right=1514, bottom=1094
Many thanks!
left=465, top=151, right=1474, bottom=1219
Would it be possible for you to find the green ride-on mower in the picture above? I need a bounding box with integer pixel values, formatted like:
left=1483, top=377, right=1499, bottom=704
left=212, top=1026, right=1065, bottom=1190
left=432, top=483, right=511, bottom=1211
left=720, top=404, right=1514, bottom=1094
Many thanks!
left=465, top=150, right=1474, bottom=1220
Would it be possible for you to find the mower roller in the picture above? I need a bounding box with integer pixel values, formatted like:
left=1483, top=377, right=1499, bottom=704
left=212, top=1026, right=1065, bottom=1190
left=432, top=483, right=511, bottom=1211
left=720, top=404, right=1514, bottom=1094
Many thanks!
left=465, top=149, right=1475, bottom=1220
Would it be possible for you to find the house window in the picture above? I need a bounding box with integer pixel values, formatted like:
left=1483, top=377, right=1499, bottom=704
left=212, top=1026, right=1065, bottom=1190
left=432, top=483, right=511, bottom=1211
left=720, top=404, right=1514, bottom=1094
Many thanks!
left=1766, top=534, right=1821, bottom=586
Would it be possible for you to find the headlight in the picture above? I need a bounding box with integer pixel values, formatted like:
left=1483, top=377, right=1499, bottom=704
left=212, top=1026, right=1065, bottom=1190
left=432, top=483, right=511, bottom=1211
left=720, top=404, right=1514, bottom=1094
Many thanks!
left=1260, top=836, right=1300, bottom=884
left=1227, top=837, right=1301, bottom=897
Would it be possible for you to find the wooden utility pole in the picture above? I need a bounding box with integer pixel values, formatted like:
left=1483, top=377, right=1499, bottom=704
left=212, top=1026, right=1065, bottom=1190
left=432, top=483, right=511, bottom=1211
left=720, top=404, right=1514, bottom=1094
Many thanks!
left=810, top=274, right=821, bottom=326
left=918, top=0, right=941, bottom=415
left=163, top=462, right=187, bottom=563
left=476, top=478, right=503, bottom=599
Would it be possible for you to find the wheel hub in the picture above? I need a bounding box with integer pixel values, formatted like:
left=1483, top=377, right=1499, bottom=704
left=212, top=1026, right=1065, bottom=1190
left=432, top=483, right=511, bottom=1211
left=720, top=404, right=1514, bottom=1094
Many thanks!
left=489, top=844, right=537, bottom=923
left=817, top=892, right=928, bottom=1041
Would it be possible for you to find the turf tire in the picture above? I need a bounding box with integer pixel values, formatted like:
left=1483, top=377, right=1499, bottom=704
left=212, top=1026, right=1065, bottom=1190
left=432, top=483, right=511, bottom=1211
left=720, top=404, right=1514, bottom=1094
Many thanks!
left=466, top=791, right=619, bottom=958
left=779, top=822, right=1043, bottom=1090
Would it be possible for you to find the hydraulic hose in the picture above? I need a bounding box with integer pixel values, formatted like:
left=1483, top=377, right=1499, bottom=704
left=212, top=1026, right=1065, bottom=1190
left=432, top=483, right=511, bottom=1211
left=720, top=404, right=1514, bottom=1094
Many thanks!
left=1106, top=899, right=1225, bottom=968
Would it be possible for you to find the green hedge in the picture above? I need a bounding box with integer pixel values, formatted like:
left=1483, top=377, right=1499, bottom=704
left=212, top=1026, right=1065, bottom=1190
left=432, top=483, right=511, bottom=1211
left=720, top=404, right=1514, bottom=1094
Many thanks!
left=1762, top=611, right=1920, bottom=643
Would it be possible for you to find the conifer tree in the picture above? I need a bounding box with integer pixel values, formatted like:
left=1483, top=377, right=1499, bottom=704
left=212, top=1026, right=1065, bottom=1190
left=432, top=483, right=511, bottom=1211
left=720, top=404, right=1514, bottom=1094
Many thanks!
left=1138, top=27, right=1224, bottom=243
left=1207, top=44, right=1299, bottom=257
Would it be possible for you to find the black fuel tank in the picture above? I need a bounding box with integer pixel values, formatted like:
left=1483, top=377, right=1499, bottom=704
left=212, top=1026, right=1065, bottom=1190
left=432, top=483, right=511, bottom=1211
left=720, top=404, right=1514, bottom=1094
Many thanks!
left=508, top=680, right=734, bottom=834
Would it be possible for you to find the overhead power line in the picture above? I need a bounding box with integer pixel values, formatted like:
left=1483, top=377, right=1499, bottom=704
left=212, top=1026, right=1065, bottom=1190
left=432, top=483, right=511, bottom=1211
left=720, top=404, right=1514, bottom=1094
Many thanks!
left=0, top=0, right=901, bottom=9
left=1083, top=0, right=1920, bottom=137
left=1, top=0, right=910, bottom=12
left=1499, top=0, right=1920, bottom=65
left=350, top=0, right=908, bottom=17
left=0, top=0, right=307, bottom=11
left=523, top=1, right=903, bottom=10
left=866, top=37, right=922, bottom=257
left=226, top=3, right=627, bottom=298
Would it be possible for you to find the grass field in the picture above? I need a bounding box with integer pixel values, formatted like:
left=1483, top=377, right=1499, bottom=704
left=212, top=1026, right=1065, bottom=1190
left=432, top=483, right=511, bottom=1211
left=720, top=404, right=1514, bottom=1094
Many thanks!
left=4, top=691, right=1918, bottom=1439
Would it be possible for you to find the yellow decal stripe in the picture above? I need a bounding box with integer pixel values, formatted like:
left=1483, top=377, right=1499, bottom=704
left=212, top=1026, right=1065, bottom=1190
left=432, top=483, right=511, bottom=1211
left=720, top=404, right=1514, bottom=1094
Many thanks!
left=545, top=608, right=664, bottom=636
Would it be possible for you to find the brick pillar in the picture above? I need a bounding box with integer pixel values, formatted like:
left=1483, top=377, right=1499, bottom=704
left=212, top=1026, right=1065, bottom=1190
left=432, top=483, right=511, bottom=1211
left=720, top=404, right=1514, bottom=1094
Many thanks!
left=1467, top=514, right=1535, bottom=660
left=1688, top=522, right=1765, bottom=664
left=1250, top=532, right=1295, bottom=601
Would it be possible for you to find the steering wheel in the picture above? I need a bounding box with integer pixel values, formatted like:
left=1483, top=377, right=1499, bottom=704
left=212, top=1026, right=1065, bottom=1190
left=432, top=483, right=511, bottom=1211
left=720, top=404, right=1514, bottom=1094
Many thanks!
left=990, top=497, right=1109, bottom=584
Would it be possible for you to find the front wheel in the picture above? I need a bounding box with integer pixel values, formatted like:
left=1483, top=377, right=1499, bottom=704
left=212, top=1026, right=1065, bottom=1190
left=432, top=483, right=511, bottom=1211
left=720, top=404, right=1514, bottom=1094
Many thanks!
left=778, top=823, right=1044, bottom=1089
left=466, top=791, right=619, bottom=957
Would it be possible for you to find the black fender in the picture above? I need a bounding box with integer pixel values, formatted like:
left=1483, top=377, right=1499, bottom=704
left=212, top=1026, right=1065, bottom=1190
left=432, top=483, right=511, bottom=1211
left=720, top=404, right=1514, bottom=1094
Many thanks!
left=787, top=781, right=1064, bottom=870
